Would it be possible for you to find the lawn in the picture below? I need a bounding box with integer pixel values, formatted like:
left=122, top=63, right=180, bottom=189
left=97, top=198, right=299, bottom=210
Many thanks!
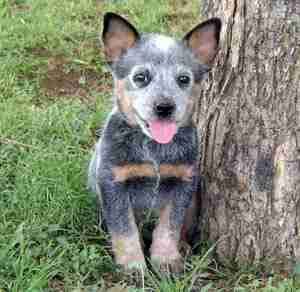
left=0, top=0, right=299, bottom=291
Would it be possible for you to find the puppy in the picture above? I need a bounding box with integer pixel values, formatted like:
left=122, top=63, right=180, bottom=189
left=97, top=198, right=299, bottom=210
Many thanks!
left=88, top=12, right=221, bottom=272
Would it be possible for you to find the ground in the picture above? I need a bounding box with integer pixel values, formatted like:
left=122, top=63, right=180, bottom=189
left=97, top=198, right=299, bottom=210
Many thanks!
left=0, top=0, right=299, bottom=291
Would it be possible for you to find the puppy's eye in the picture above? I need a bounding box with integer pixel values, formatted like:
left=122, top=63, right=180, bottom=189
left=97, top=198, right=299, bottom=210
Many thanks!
left=177, top=75, right=191, bottom=88
left=133, top=70, right=152, bottom=88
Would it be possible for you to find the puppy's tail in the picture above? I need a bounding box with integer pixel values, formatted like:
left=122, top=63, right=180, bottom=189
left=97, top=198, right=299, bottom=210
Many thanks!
left=87, top=150, right=98, bottom=193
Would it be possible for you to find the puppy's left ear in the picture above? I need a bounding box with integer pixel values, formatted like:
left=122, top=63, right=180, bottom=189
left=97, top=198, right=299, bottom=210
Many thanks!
left=183, top=18, right=221, bottom=65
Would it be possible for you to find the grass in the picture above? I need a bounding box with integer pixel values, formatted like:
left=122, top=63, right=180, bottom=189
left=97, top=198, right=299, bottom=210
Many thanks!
left=0, top=0, right=299, bottom=290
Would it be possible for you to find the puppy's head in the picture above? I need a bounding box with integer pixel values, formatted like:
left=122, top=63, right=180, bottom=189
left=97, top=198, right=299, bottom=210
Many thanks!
left=102, top=12, right=221, bottom=144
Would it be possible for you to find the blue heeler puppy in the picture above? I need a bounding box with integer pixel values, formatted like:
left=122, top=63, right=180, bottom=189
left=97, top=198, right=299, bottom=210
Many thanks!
left=88, top=12, right=221, bottom=272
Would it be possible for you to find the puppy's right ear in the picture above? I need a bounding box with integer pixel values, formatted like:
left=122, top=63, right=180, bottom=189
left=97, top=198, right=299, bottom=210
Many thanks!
left=102, top=12, right=140, bottom=64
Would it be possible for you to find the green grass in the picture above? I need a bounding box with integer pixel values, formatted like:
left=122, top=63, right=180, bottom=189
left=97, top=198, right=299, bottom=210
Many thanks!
left=0, top=0, right=299, bottom=291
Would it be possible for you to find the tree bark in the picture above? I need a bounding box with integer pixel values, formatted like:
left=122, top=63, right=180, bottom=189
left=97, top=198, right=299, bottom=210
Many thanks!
left=196, top=0, right=300, bottom=269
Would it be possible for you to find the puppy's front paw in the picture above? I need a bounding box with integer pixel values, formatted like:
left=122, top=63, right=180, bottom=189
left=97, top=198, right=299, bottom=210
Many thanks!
left=151, top=237, right=184, bottom=274
left=112, top=234, right=146, bottom=271
left=118, top=256, right=146, bottom=271
left=151, top=255, right=184, bottom=274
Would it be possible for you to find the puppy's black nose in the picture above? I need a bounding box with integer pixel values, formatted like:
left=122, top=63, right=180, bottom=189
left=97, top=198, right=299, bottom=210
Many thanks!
left=154, top=102, right=175, bottom=119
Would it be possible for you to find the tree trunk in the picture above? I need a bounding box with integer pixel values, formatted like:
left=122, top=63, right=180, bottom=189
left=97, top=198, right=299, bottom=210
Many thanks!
left=196, top=0, right=300, bottom=269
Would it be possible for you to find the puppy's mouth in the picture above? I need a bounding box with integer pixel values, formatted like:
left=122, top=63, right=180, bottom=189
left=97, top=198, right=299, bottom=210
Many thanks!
left=134, top=110, right=177, bottom=144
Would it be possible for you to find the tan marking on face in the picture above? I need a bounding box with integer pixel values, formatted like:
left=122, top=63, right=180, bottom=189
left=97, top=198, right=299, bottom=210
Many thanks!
left=112, top=163, right=194, bottom=182
left=180, top=84, right=200, bottom=126
left=115, top=80, right=137, bottom=125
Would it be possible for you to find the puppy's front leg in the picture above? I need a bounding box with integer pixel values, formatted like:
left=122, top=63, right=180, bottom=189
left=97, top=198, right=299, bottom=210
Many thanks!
left=151, top=204, right=182, bottom=270
left=150, top=168, right=197, bottom=273
left=100, top=183, right=145, bottom=270
left=150, top=200, right=189, bottom=273
left=110, top=208, right=145, bottom=270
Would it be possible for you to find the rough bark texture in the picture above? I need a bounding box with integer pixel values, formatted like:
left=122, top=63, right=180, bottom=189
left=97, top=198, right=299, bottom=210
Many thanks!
left=196, top=0, right=300, bottom=268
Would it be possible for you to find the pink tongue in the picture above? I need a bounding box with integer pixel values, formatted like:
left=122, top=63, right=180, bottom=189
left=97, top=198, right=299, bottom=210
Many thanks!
left=149, top=120, right=177, bottom=144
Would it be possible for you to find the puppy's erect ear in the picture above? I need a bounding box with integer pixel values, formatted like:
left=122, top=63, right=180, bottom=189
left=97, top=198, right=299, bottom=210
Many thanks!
left=183, top=18, right=221, bottom=65
left=102, top=12, right=140, bottom=63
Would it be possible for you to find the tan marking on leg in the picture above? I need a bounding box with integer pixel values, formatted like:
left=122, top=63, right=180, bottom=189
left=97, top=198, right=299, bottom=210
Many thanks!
left=111, top=208, right=145, bottom=269
left=181, top=192, right=198, bottom=242
left=115, top=80, right=137, bottom=125
left=112, top=163, right=155, bottom=182
left=150, top=204, right=183, bottom=272
left=159, top=164, right=194, bottom=181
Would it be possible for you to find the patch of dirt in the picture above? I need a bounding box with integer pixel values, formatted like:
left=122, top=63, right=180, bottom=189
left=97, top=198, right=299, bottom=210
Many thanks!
left=28, top=47, right=51, bottom=58
left=164, top=12, right=195, bottom=27
left=166, top=0, right=198, bottom=34
left=40, top=55, right=112, bottom=102
left=9, top=2, right=31, bottom=15
left=48, top=279, right=65, bottom=292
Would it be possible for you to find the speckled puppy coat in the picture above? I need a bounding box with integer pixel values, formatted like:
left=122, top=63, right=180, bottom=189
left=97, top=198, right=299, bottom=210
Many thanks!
left=88, top=13, right=221, bottom=272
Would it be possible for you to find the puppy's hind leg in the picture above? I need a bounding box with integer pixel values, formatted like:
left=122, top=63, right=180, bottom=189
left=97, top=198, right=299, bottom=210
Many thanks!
left=87, top=142, right=106, bottom=229
left=181, top=192, right=199, bottom=246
